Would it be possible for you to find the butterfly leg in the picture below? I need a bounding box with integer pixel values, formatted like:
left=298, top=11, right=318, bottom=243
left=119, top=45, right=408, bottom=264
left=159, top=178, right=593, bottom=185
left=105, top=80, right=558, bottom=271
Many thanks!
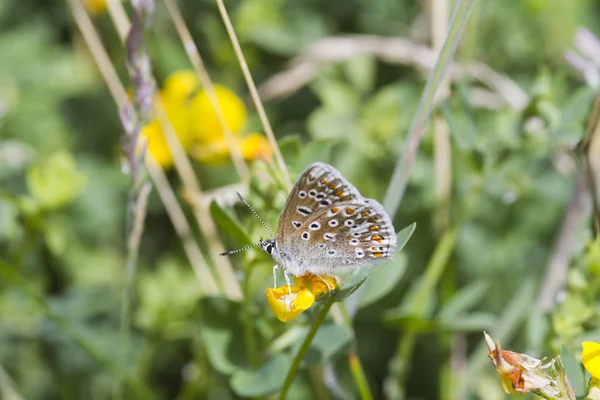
left=272, top=265, right=279, bottom=287
left=283, top=270, right=293, bottom=295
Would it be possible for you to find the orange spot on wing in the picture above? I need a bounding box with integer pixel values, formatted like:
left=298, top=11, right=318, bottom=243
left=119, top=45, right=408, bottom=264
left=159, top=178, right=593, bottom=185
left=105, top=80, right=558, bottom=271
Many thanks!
left=320, top=178, right=329, bottom=184
left=368, top=217, right=377, bottom=223
left=374, top=252, right=383, bottom=257
left=331, top=207, right=340, bottom=213
left=346, top=208, right=355, bottom=215
left=361, top=211, right=369, bottom=217
left=372, top=235, right=383, bottom=243
left=369, top=225, right=379, bottom=231
left=334, top=190, right=344, bottom=197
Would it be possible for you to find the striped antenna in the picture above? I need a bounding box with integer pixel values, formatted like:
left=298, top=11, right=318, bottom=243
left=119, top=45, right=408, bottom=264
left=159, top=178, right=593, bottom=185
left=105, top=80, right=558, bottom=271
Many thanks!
left=236, top=192, right=274, bottom=239
left=220, top=242, right=261, bottom=256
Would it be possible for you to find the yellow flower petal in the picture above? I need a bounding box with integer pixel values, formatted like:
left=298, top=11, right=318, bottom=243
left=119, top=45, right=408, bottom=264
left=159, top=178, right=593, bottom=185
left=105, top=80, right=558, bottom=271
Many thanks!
left=191, top=85, right=246, bottom=142
left=294, top=273, right=337, bottom=296
left=265, top=286, right=315, bottom=323
left=84, top=0, right=108, bottom=14
left=582, top=341, right=600, bottom=379
left=241, top=133, right=273, bottom=161
left=162, top=70, right=199, bottom=102
left=141, top=120, right=173, bottom=168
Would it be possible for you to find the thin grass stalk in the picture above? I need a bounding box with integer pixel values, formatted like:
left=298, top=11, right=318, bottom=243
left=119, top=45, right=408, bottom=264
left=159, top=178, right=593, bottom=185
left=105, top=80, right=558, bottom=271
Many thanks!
left=118, top=2, right=157, bottom=393
left=0, top=363, right=23, bottom=400
left=384, top=229, right=457, bottom=399
left=337, top=302, right=375, bottom=400
left=383, top=0, right=476, bottom=217
left=162, top=0, right=251, bottom=183
left=0, top=261, right=157, bottom=399
left=68, top=0, right=220, bottom=295
left=581, top=91, right=600, bottom=236
left=105, top=0, right=243, bottom=300
left=279, top=296, right=335, bottom=400
left=215, top=0, right=291, bottom=189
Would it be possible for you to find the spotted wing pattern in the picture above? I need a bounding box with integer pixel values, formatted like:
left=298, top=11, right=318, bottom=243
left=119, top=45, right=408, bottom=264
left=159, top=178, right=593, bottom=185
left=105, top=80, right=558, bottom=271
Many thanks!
left=276, top=162, right=396, bottom=276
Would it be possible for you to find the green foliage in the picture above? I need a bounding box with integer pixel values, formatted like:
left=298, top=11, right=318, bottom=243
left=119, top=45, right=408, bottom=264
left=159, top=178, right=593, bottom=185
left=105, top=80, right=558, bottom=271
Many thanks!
left=1, top=0, right=600, bottom=399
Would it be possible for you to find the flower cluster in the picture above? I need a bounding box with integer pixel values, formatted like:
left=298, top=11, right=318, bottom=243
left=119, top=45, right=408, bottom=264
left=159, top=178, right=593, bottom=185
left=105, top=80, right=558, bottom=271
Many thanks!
left=265, top=274, right=337, bottom=322
left=141, top=70, right=272, bottom=168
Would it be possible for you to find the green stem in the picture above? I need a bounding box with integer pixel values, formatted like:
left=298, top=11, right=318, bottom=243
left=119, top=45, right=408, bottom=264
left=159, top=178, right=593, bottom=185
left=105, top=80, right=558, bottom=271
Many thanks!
left=383, top=0, right=476, bottom=218
left=242, top=265, right=259, bottom=367
left=384, top=229, right=457, bottom=399
left=279, top=296, right=335, bottom=400
left=337, top=303, right=374, bottom=400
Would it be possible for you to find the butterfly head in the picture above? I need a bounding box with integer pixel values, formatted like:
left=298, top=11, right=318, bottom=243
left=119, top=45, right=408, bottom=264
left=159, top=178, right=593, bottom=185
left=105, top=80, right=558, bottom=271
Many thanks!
left=259, top=237, right=277, bottom=256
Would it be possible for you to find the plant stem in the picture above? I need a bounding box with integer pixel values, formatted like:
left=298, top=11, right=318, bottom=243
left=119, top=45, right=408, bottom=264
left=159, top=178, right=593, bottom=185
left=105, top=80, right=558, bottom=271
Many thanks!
left=384, top=229, right=457, bottom=399
left=215, top=0, right=291, bottom=189
left=383, top=0, right=476, bottom=218
left=242, top=265, right=259, bottom=367
left=337, top=303, right=374, bottom=400
left=279, top=296, right=335, bottom=400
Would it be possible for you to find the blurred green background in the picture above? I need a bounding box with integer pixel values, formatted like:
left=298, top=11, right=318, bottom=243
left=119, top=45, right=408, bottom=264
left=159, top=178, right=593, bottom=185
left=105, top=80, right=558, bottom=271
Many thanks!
left=1, top=0, right=600, bottom=399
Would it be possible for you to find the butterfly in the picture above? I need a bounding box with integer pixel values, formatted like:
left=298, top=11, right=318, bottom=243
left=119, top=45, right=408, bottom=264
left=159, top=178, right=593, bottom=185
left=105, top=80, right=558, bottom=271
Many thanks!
left=221, top=162, right=397, bottom=288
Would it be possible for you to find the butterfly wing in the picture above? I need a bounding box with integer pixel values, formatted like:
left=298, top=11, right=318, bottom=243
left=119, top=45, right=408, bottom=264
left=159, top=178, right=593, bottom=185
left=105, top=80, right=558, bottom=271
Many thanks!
left=276, top=163, right=396, bottom=276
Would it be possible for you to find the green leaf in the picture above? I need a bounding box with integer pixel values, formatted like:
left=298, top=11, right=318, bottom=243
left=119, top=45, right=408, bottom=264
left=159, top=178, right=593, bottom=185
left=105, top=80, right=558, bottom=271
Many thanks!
left=344, top=55, right=375, bottom=95
left=198, top=297, right=246, bottom=375
left=334, top=223, right=415, bottom=302
left=295, top=140, right=332, bottom=169
left=290, top=323, right=352, bottom=366
left=210, top=200, right=253, bottom=247
left=359, top=253, right=407, bottom=309
left=439, top=312, right=496, bottom=332
left=26, top=149, right=86, bottom=209
left=278, top=134, right=302, bottom=167
left=560, top=345, right=586, bottom=398
left=230, top=354, right=291, bottom=397
left=394, top=223, right=417, bottom=253
left=438, top=281, right=489, bottom=321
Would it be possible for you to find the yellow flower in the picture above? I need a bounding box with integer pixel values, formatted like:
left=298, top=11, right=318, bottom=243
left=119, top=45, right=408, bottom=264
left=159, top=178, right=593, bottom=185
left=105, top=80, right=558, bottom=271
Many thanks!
left=484, top=332, right=560, bottom=397
left=265, top=273, right=337, bottom=322
left=84, top=0, right=108, bottom=14
left=582, top=342, right=600, bottom=379
left=241, top=133, right=273, bottom=161
left=294, top=273, right=338, bottom=296
left=141, top=120, right=173, bottom=168
left=265, top=286, right=315, bottom=323
left=191, top=85, right=247, bottom=143
left=162, top=70, right=199, bottom=102
left=190, top=133, right=272, bottom=165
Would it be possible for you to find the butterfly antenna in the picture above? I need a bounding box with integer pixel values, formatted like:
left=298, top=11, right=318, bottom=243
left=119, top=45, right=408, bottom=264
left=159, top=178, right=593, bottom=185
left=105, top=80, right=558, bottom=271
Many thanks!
left=220, top=242, right=261, bottom=256
left=236, top=192, right=274, bottom=239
